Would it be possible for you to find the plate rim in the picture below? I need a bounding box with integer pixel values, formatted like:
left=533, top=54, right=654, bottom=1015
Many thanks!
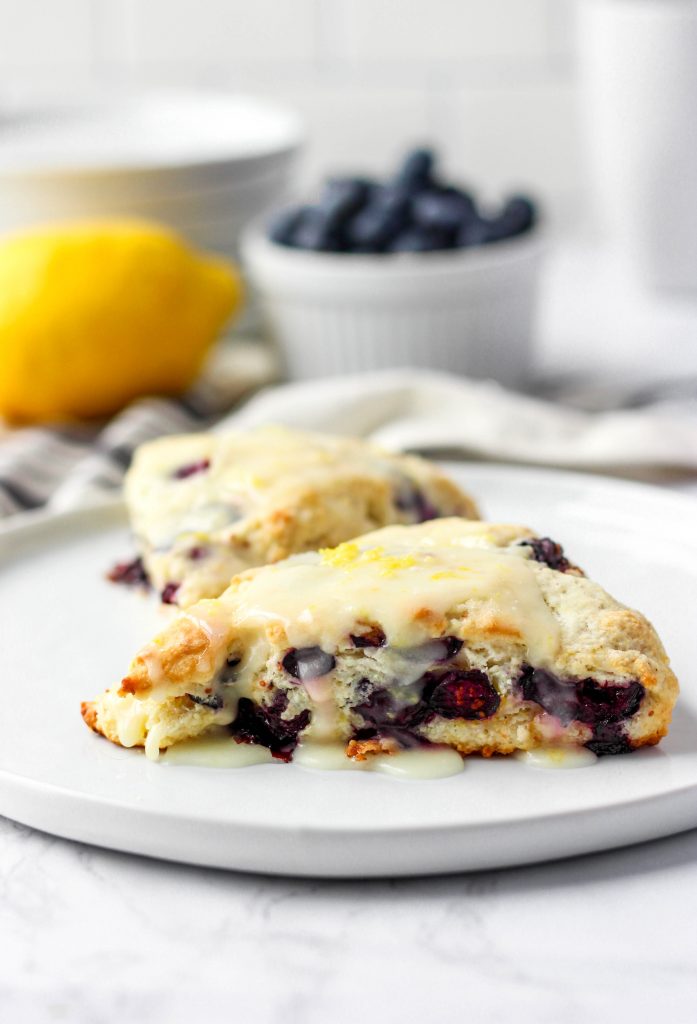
left=2, top=461, right=696, bottom=540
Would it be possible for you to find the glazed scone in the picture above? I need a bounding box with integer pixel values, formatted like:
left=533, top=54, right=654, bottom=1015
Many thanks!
left=123, top=425, right=478, bottom=607
left=83, top=519, right=678, bottom=763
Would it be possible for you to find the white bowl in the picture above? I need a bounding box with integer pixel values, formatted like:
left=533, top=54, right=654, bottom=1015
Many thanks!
left=242, top=225, right=543, bottom=385
left=0, top=93, right=303, bottom=257
left=0, top=93, right=302, bottom=188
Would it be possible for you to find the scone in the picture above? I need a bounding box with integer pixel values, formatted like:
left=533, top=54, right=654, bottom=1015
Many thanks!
left=83, top=519, right=678, bottom=763
left=122, top=425, right=478, bottom=607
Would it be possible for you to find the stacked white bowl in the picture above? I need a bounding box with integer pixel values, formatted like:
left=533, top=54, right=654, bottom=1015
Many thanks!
left=0, top=92, right=303, bottom=267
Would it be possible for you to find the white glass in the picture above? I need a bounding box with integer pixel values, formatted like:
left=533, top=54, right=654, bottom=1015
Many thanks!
left=579, top=0, right=697, bottom=292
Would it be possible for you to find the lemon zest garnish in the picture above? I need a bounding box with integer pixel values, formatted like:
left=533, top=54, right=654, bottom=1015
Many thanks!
left=319, top=541, right=361, bottom=568
left=430, top=564, right=478, bottom=580
left=227, top=470, right=267, bottom=490
left=375, top=555, right=417, bottom=577
left=320, top=542, right=417, bottom=576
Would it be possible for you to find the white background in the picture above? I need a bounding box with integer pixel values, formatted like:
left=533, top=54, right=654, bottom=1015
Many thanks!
left=0, top=0, right=582, bottom=221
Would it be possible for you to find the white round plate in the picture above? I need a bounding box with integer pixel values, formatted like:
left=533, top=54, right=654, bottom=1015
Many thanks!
left=1, top=466, right=695, bottom=877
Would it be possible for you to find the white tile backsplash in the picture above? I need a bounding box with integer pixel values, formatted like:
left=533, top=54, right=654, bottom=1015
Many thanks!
left=124, top=0, right=318, bottom=64
left=0, top=0, right=93, bottom=69
left=0, top=0, right=583, bottom=223
left=329, top=0, right=553, bottom=62
left=276, top=85, right=434, bottom=188
left=431, top=78, right=583, bottom=208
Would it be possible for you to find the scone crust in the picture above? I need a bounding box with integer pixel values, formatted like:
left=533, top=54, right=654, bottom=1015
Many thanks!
left=124, top=426, right=478, bottom=606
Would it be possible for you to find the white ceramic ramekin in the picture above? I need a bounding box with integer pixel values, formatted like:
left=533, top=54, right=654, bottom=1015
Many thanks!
left=241, top=225, right=543, bottom=385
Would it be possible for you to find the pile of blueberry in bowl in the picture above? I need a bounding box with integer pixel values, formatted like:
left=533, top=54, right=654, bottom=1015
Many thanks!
left=241, top=146, right=543, bottom=385
left=267, top=148, right=537, bottom=255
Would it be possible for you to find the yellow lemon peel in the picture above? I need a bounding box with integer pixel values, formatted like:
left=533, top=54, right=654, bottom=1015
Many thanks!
left=0, top=219, right=243, bottom=423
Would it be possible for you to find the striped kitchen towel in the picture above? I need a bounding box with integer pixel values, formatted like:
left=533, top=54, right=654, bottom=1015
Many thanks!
left=0, top=343, right=276, bottom=519
left=3, top=359, right=696, bottom=520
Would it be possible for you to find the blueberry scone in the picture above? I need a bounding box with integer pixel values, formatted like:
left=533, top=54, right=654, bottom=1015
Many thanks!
left=122, top=425, right=478, bottom=607
left=83, top=519, right=678, bottom=763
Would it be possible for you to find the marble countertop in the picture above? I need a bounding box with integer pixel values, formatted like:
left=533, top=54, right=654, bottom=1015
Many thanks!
left=1, top=813, right=696, bottom=1022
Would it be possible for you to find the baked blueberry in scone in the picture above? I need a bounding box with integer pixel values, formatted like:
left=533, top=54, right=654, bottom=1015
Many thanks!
left=83, top=520, right=678, bottom=763
left=122, top=425, right=478, bottom=607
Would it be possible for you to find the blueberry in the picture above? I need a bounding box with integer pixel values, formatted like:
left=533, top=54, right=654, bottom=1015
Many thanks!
left=231, top=693, right=310, bottom=761
left=499, top=195, right=536, bottom=237
left=457, top=217, right=500, bottom=247
left=107, top=556, right=149, bottom=588
left=374, top=183, right=411, bottom=215
left=441, top=637, right=464, bottom=660
left=188, top=692, right=223, bottom=710
left=353, top=661, right=493, bottom=738
left=345, top=202, right=407, bottom=252
left=267, top=205, right=306, bottom=246
left=394, top=148, right=435, bottom=191
left=394, top=480, right=439, bottom=520
left=387, top=226, right=453, bottom=252
left=575, top=679, right=644, bottom=726
left=350, top=627, right=387, bottom=648
left=320, top=177, right=372, bottom=229
left=412, top=188, right=476, bottom=233
left=352, top=686, right=426, bottom=746
left=585, top=724, right=634, bottom=757
left=355, top=687, right=395, bottom=727
left=518, top=666, right=645, bottom=740
left=160, top=582, right=181, bottom=604
left=423, top=669, right=501, bottom=720
left=292, top=208, right=342, bottom=252
left=519, top=667, right=578, bottom=726
left=518, top=537, right=572, bottom=573
left=282, top=647, right=336, bottom=681
left=173, top=459, right=210, bottom=480
left=465, top=197, right=535, bottom=247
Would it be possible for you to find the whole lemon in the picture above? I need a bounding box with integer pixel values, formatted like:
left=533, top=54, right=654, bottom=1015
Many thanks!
left=0, top=220, right=242, bottom=423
